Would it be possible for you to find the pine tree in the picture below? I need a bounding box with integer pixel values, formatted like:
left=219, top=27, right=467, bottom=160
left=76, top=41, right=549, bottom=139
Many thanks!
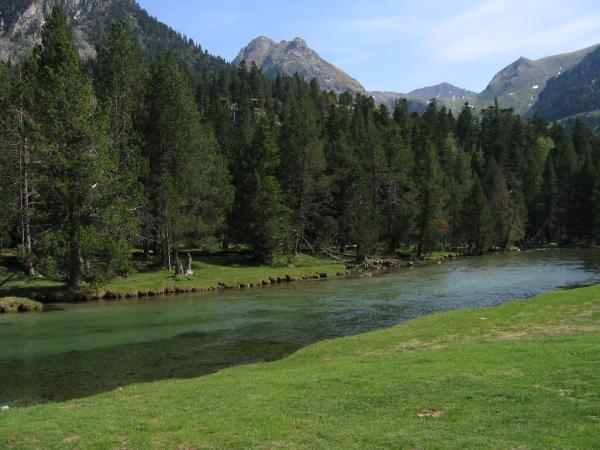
left=537, top=155, right=559, bottom=243
left=278, top=94, right=327, bottom=252
left=344, top=173, right=378, bottom=259
left=446, top=145, right=473, bottom=248
left=572, top=157, right=598, bottom=239
left=549, top=124, right=578, bottom=240
left=243, top=120, right=289, bottom=263
left=456, top=103, right=478, bottom=151
left=33, top=6, right=108, bottom=286
left=480, top=100, right=509, bottom=166
left=462, top=177, right=494, bottom=254
left=380, top=123, right=417, bottom=253
left=144, top=51, right=233, bottom=269
left=94, top=21, right=146, bottom=273
left=0, top=57, right=40, bottom=274
left=415, top=140, right=446, bottom=256
left=0, top=62, right=18, bottom=251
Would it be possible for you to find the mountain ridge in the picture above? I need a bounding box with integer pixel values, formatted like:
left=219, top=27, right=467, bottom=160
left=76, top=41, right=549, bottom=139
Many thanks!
left=368, top=82, right=476, bottom=114
left=3, top=6, right=600, bottom=123
left=476, top=44, right=600, bottom=114
left=528, top=46, right=600, bottom=128
left=234, top=35, right=365, bottom=94
left=0, top=0, right=228, bottom=72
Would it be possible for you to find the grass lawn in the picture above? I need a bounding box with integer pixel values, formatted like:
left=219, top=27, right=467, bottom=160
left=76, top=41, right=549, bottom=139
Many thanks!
left=1, top=283, right=599, bottom=448
left=0, top=254, right=347, bottom=301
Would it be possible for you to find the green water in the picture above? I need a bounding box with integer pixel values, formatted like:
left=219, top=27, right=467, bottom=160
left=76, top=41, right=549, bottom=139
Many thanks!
left=1, top=249, right=599, bottom=406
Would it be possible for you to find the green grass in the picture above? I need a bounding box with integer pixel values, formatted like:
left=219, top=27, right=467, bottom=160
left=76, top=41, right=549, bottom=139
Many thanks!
left=1, top=284, right=599, bottom=449
left=0, top=254, right=347, bottom=301
left=0, top=297, right=43, bottom=313
left=424, top=250, right=459, bottom=260
left=96, top=254, right=346, bottom=296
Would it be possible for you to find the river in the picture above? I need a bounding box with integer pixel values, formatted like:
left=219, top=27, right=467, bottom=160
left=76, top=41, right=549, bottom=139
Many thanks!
left=1, top=248, right=599, bottom=406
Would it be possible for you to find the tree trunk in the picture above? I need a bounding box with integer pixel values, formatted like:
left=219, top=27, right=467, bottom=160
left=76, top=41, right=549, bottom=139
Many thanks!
left=17, top=104, right=36, bottom=277
left=162, top=219, right=172, bottom=271
left=174, top=251, right=184, bottom=275
left=143, top=239, right=150, bottom=262
left=184, top=252, right=195, bottom=276
left=68, top=242, right=81, bottom=288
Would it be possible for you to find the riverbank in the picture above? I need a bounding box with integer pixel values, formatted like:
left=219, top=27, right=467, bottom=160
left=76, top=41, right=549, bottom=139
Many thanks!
left=0, top=251, right=459, bottom=303
left=0, top=254, right=348, bottom=302
left=1, top=282, right=598, bottom=448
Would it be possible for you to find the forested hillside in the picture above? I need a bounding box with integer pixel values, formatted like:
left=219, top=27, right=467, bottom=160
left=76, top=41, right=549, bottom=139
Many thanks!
left=529, top=46, right=600, bottom=124
left=0, top=0, right=229, bottom=74
left=1, top=6, right=600, bottom=288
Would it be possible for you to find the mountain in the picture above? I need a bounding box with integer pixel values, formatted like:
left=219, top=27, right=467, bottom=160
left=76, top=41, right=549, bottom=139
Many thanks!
left=369, top=83, right=476, bottom=114
left=234, top=36, right=365, bottom=94
left=476, top=44, right=599, bottom=114
left=368, top=91, right=428, bottom=113
left=528, top=46, right=600, bottom=130
left=405, top=82, right=476, bottom=104
left=0, top=0, right=228, bottom=71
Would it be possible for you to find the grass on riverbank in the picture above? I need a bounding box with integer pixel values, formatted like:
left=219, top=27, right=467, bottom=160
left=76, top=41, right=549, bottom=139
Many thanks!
left=0, top=254, right=347, bottom=301
left=1, top=284, right=599, bottom=449
left=0, top=297, right=43, bottom=313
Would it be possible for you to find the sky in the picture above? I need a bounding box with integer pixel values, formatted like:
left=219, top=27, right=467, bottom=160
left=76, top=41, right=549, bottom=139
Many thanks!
left=136, top=0, right=600, bottom=93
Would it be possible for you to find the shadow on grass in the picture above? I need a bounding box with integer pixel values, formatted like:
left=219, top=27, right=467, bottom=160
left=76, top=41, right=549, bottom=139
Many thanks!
left=0, top=282, right=66, bottom=301
left=0, top=328, right=303, bottom=407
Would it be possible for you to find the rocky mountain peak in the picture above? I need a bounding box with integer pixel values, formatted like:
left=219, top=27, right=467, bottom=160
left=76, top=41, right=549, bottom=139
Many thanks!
left=0, top=0, right=110, bottom=60
left=234, top=35, right=365, bottom=94
left=289, top=37, right=307, bottom=48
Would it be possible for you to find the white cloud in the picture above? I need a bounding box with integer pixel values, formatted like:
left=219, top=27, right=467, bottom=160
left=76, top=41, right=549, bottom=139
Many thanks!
left=307, top=0, right=600, bottom=91
left=429, top=0, right=600, bottom=62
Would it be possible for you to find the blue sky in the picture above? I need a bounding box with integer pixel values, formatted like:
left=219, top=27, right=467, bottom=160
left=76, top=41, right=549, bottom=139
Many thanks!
left=137, top=0, right=600, bottom=93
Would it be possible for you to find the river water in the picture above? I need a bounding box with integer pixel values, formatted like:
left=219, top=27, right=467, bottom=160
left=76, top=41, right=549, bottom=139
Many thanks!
left=1, top=248, right=599, bottom=406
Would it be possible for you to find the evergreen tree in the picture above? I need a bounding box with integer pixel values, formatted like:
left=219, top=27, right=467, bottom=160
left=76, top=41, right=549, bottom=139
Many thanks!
left=33, top=6, right=110, bottom=286
left=415, top=140, right=445, bottom=256
left=241, top=120, right=290, bottom=263
left=380, top=123, right=417, bottom=253
left=462, top=177, right=494, bottom=254
left=0, top=62, right=18, bottom=251
left=144, top=51, right=232, bottom=269
left=549, top=124, right=578, bottom=240
left=278, top=94, right=327, bottom=252
left=94, top=21, right=146, bottom=273
left=344, top=174, right=378, bottom=259
left=456, top=103, right=478, bottom=151
left=571, top=157, right=599, bottom=240
left=536, top=155, right=559, bottom=243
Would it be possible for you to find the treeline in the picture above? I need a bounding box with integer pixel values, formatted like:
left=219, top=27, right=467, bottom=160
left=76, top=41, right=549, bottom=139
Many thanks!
left=1, top=7, right=600, bottom=287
